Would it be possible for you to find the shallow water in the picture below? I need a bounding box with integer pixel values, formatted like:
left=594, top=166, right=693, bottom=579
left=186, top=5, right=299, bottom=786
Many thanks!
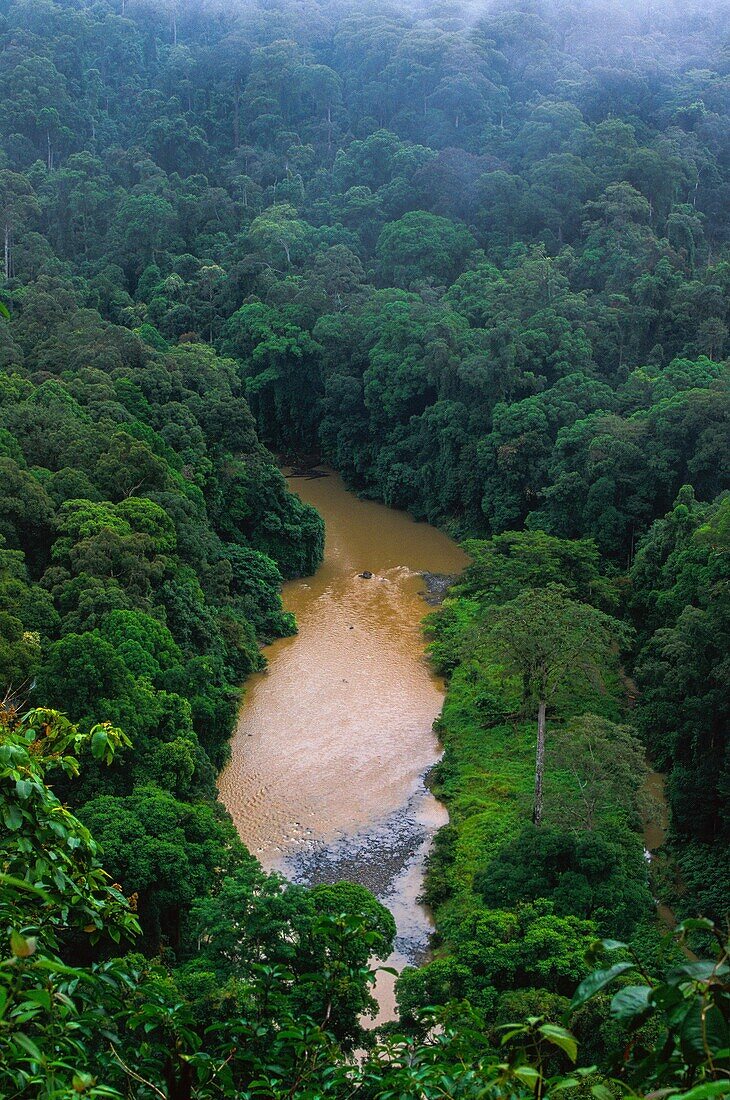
left=218, top=469, right=468, bottom=1020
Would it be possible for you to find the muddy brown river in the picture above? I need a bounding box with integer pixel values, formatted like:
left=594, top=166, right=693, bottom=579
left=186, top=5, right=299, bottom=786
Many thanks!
left=218, top=469, right=468, bottom=1020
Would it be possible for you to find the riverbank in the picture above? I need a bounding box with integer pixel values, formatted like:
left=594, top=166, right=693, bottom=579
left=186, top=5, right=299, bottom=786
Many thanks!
left=398, top=542, right=662, bottom=1023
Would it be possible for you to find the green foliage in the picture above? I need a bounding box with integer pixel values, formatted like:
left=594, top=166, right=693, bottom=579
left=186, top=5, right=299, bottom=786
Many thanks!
left=571, top=922, right=730, bottom=1095
left=629, top=490, right=729, bottom=919
left=458, top=530, right=619, bottom=609
left=185, top=869, right=396, bottom=1045
left=375, top=211, right=476, bottom=288
left=548, top=714, right=648, bottom=832
left=483, top=585, right=631, bottom=712
left=0, top=707, right=141, bottom=1098
left=78, top=785, right=244, bottom=947
left=411, top=532, right=656, bottom=1055
left=475, top=825, right=652, bottom=937
left=0, top=707, right=135, bottom=947
left=0, top=0, right=728, bottom=1092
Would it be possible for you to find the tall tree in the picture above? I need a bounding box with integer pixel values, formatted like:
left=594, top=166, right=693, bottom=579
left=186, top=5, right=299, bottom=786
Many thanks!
left=484, top=585, right=630, bottom=824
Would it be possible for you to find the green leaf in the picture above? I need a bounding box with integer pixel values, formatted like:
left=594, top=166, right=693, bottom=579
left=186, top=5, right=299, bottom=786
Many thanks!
left=674, top=918, right=715, bottom=934
left=680, top=1002, right=729, bottom=1066
left=72, top=1072, right=97, bottom=1092
left=3, top=803, right=23, bottom=830
left=539, top=1024, right=578, bottom=1062
left=610, top=985, right=652, bottom=1024
left=570, top=963, right=635, bottom=1010
left=675, top=1083, right=730, bottom=1100
left=513, top=1066, right=541, bottom=1089
left=32, top=959, right=94, bottom=980
left=90, top=727, right=109, bottom=761
left=26, top=989, right=51, bottom=1010
left=0, top=874, right=49, bottom=901
left=590, top=1086, right=616, bottom=1100
left=670, top=960, right=730, bottom=982
left=585, top=939, right=628, bottom=965
left=15, top=1033, right=42, bottom=1061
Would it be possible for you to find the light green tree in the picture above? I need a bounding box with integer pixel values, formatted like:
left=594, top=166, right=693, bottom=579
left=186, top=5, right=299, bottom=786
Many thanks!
left=484, top=585, right=630, bottom=824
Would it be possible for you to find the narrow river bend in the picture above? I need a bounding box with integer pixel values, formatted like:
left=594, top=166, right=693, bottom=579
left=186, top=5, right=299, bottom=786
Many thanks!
left=218, top=470, right=468, bottom=1020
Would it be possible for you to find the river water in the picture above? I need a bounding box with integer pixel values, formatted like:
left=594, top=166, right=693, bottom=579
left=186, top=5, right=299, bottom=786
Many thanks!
left=218, top=470, right=468, bottom=1020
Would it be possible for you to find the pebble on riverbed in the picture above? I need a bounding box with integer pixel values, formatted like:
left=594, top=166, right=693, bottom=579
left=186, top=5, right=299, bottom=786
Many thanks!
left=420, top=572, right=458, bottom=605
left=280, top=791, right=439, bottom=965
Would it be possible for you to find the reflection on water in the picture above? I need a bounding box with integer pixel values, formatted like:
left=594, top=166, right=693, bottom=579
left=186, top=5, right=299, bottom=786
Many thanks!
left=218, top=470, right=468, bottom=1019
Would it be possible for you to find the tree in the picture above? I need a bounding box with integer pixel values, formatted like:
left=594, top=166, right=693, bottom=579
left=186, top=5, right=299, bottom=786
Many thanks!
left=483, top=585, right=630, bottom=824
left=94, top=432, right=170, bottom=501
left=0, top=611, right=40, bottom=691
left=187, top=869, right=395, bottom=1044
left=247, top=204, right=309, bottom=268
left=375, top=210, right=475, bottom=288
left=475, top=824, right=652, bottom=936
left=79, top=784, right=243, bottom=948
left=458, top=530, right=617, bottom=608
left=34, top=631, right=133, bottom=719
left=221, top=302, right=324, bottom=448
left=549, top=714, right=647, bottom=831
left=0, top=170, right=40, bottom=280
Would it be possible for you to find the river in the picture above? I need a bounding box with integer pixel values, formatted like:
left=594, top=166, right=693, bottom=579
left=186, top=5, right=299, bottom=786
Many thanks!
left=218, top=469, right=468, bottom=1020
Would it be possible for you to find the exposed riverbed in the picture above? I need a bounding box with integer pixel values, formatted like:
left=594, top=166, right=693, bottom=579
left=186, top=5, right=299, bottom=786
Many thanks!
left=218, top=469, right=468, bottom=1020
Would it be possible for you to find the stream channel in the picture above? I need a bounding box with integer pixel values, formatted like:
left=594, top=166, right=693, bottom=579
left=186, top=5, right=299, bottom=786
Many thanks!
left=218, top=469, right=469, bottom=1021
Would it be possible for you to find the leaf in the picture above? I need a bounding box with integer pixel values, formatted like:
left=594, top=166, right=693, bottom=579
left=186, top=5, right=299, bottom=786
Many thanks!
left=590, top=1086, right=616, bottom=1100
left=0, top=874, right=49, bottom=901
left=673, top=918, right=715, bottom=935
left=26, top=989, right=51, bottom=1010
left=513, top=1066, right=541, bottom=1090
left=669, top=961, right=730, bottom=983
left=674, top=1084, right=730, bottom=1100
left=538, top=1024, right=578, bottom=1062
left=32, top=959, right=94, bottom=980
left=90, top=727, right=109, bottom=761
left=15, top=1033, right=42, bottom=1061
left=570, top=963, right=636, bottom=1010
left=10, top=930, right=37, bottom=958
left=679, top=1002, right=729, bottom=1066
left=610, top=985, right=652, bottom=1024
left=3, top=803, right=23, bottom=830
left=585, top=938, right=628, bottom=965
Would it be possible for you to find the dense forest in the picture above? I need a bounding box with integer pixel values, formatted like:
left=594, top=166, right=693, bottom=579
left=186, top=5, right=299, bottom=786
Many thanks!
left=0, top=0, right=728, bottom=1095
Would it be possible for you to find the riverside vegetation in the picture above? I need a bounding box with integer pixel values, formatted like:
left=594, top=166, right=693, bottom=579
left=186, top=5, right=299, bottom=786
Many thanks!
left=0, top=0, right=728, bottom=1096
